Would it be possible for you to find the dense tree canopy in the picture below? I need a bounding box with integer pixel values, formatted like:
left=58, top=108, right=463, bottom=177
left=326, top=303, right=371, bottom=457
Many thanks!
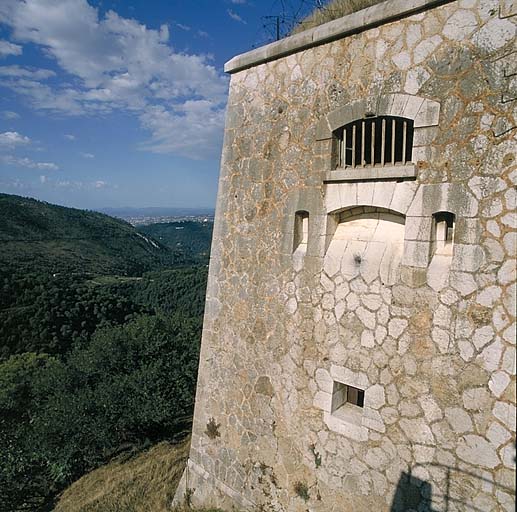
left=0, top=194, right=212, bottom=511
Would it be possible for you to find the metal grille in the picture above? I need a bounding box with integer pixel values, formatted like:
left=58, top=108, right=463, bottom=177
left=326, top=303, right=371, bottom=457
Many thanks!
left=336, top=116, right=414, bottom=168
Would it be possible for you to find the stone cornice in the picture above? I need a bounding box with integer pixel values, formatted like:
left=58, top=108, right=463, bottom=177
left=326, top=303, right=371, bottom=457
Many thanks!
left=224, top=0, right=455, bottom=73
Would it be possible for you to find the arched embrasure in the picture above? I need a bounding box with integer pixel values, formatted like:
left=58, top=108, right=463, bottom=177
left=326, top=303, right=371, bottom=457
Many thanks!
left=324, top=206, right=405, bottom=286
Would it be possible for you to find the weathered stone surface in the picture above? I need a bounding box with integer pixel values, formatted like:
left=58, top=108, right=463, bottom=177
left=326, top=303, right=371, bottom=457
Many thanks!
left=457, top=435, right=500, bottom=468
left=399, top=418, right=435, bottom=445
left=493, top=401, right=516, bottom=432
left=179, top=1, right=517, bottom=510
left=445, top=407, right=473, bottom=434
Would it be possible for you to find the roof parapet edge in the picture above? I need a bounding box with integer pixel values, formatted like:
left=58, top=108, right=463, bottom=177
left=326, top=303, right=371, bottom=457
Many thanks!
left=224, top=0, right=454, bottom=74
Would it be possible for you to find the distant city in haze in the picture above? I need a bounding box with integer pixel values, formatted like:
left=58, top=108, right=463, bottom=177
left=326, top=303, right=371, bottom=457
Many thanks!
left=100, top=206, right=215, bottom=226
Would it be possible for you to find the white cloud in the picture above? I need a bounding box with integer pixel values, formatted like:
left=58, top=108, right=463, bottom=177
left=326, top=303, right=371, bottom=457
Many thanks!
left=1, top=154, right=59, bottom=170
left=54, top=178, right=109, bottom=190
left=227, top=9, right=247, bottom=24
left=175, top=23, right=190, bottom=31
left=0, top=39, right=22, bottom=57
left=230, top=0, right=247, bottom=4
left=138, top=100, right=224, bottom=160
left=80, top=152, right=94, bottom=158
left=0, top=177, right=30, bottom=190
left=1, top=110, right=20, bottom=119
left=0, top=0, right=228, bottom=159
left=0, top=65, right=55, bottom=80
left=64, top=133, right=76, bottom=140
left=0, top=131, right=31, bottom=148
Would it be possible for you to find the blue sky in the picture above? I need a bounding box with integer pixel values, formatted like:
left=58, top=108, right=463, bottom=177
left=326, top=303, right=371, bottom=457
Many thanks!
left=0, top=0, right=316, bottom=209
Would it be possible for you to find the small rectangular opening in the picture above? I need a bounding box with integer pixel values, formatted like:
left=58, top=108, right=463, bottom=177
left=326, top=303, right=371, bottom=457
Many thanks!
left=331, top=381, right=365, bottom=413
left=433, top=211, right=455, bottom=256
left=293, top=211, right=309, bottom=252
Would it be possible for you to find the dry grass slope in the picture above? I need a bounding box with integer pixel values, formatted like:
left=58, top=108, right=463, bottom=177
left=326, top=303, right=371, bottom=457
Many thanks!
left=53, top=438, right=225, bottom=512
left=53, top=440, right=213, bottom=512
left=291, top=0, right=386, bottom=34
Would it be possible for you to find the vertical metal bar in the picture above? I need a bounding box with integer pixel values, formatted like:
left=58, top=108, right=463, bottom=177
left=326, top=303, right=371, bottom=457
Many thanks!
left=381, top=118, right=385, bottom=166
left=391, top=118, right=396, bottom=164
left=402, top=120, right=407, bottom=164
left=371, top=120, right=375, bottom=166
left=352, top=124, right=356, bottom=168
left=361, top=120, right=365, bottom=167
left=343, top=128, right=347, bottom=167
left=445, top=467, right=450, bottom=512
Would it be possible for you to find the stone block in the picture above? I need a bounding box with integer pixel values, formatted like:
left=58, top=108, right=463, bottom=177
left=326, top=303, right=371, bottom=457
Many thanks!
left=389, top=93, right=411, bottom=116
left=443, top=10, right=478, bottom=40
left=390, top=181, right=419, bottom=214
left=450, top=271, right=477, bottom=296
left=454, top=217, right=481, bottom=245
left=338, top=182, right=358, bottom=208
left=471, top=17, right=516, bottom=55
left=325, top=184, right=342, bottom=213
left=313, top=390, right=332, bottom=412
left=357, top=181, right=375, bottom=206
left=414, top=98, right=441, bottom=127
left=405, top=216, right=433, bottom=241
left=330, top=364, right=369, bottom=389
left=451, top=244, right=485, bottom=272
left=365, top=384, right=386, bottom=410
left=457, top=435, right=500, bottom=468
left=372, top=181, right=396, bottom=209
left=399, top=418, right=435, bottom=445
left=413, top=126, right=438, bottom=146
left=401, top=94, right=425, bottom=119
left=327, top=101, right=360, bottom=132
left=323, top=412, right=368, bottom=441
left=315, top=117, right=332, bottom=141
left=402, top=240, right=431, bottom=268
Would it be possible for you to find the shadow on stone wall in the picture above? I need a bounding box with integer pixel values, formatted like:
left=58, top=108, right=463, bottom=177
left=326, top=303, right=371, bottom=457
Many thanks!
left=390, top=459, right=516, bottom=512
left=390, top=470, right=436, bottom=512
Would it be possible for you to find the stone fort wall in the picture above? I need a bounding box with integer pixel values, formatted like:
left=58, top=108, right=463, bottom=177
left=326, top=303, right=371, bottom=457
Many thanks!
left=175, top=0, right=516, bottom=510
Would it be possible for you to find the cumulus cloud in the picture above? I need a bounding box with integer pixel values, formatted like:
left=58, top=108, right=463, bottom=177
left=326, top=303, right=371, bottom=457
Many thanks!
left=138, top=100, right=224, bottom=159
left=1, top=154, right=59, bottom=170
left=64, top=134, right=76, bottom=140
left=227, top=9, right=246, bottom=24
left=0, top=39, right=22, bottom=57
left=0, top=0, right=228, bottom=159
left=80, top=152, right=94, bottom=158
left=0, top=131, right=31, bottom=148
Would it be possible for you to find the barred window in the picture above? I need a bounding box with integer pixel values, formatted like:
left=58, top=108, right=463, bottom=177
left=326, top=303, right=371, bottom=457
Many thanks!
left=335, top=116, right=414, bottom=168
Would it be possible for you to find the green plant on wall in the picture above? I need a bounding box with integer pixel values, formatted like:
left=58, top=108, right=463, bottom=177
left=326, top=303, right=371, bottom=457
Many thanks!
left=309, top=444, right=322, bottom=468
left=293, top=481, right=310, bottom=501
left=204, top=417, right=221, bottom=439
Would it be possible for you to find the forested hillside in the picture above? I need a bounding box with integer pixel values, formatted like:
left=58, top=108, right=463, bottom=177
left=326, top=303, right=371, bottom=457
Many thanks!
left=0, top=194, right=210, bottom=512
left=138, top=221, right=213, bottom=265
left=0, top=193, right=170, bottom=275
